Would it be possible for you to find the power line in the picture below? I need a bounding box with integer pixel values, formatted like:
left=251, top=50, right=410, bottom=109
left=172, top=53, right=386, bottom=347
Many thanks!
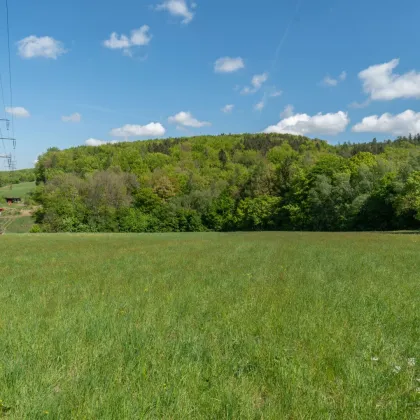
left=0, top=0, right=16, bottom=174
left=0, top=46, right=6, bottom=152
left=5, top=0, right=16, bottom=172
left=0, top=73, right=6, bottom=119
left=5, top=0, right=14, bottom=141
left=0, top=75, right=7, bottom=155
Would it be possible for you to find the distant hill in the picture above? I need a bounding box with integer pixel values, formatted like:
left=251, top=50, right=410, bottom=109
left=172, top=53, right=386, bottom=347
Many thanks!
left=32, top=133, right=420, bottom=232
left=0, top=168, right=35, bottom=187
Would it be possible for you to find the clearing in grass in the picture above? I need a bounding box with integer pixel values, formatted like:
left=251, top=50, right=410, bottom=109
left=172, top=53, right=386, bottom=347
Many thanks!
left=0, top=232, right=419, bottom=418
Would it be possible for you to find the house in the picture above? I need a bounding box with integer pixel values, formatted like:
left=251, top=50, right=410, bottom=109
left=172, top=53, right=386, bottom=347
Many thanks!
left=5, top=197, right=21, bottom=205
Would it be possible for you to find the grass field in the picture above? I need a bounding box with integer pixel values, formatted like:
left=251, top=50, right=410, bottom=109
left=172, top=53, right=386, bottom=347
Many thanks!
left=0, top=232, right=419, bottom=419
left=0, top=181, right=35, bottom=202
left=4, top=216, right=34, bottom=233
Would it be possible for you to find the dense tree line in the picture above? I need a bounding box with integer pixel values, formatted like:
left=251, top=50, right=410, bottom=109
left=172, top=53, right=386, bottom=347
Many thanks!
left=0, top=168, right=35, bottom=187
left=32, top=133, right=420, bottom=232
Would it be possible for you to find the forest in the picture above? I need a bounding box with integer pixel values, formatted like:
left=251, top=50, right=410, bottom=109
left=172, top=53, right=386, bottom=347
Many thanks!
left=0, top=168, right=35, bottom=187
left=31, top=133, right=420, bottom=232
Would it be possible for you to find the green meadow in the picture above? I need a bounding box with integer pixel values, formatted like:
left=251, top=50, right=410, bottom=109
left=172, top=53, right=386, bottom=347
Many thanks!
left=0, top=181, right=35, bottom=202
left=0, top=232, right=419, bottom=418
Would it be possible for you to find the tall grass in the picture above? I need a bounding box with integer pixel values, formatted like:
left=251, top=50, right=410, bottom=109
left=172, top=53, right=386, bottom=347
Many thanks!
left=0, top=232, right=419, bottom=418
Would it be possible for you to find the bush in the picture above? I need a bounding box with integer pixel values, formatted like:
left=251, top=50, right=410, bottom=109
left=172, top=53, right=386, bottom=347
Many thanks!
left=30, top=224, right=41, bottom=233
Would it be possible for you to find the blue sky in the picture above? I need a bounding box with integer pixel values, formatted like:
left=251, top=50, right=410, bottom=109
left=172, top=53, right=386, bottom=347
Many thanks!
left=1, top=0, right=420, bottom=168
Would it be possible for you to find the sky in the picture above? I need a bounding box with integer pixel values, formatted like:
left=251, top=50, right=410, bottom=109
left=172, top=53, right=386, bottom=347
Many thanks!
left=1, top=0, right=420, bottom=168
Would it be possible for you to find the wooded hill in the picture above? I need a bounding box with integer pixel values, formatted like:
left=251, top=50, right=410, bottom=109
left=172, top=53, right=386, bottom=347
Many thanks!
left=32, top=133, right=420, bottom=232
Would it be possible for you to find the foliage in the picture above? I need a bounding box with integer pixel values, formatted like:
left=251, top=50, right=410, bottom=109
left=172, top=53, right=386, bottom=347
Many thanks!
left=0, top=168, right=35, bottom=187
left=32, top=133, right=420, bottom=232
left=29, top=224, right=41, bottom=233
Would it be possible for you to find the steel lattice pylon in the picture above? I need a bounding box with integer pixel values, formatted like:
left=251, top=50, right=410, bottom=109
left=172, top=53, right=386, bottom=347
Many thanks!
left=0, top=117, right=16, bottom=172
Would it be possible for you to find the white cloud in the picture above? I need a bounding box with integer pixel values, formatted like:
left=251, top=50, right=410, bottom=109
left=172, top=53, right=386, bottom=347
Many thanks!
left=85, top=138, right=108, bottom=147
left=359, top=58, right=420, bottom=101
left=241, top=72, right=269, bottom=94
left=17, top=36, right=67, bottom=59
left=156, top=0, right=195, bottom=24
left=110, top=122, right=166, bottom=137
left=62, top=112, right=81, bottom=123
left=214, top=57, right=245, bottom=73
left=221, top=104, right=234, bottom=113
left=6, top=107, right=30, bottom=118
left=264, top=110, right=349, bottom=135
left=252, top=73, right=268, bottom=90
left=130, top=27, right=153, bottom=46
left=352, top=110, right=420, bottom=135
left=323, top=76, right=338, bottom=87
left=254, top=101, right=265, bottom=111
left=104, top=33, right=130, bottom=49
left=169, top=111, right=210, bottom=128
left=280, top=104, right=294, bottom=118
left=103, top=26, right=152, bottom=55
left=270, top=89, right=283, bottom=97
left=321, top=70, right=347, bottom=87
left=85, top=139, right=121, bottom=146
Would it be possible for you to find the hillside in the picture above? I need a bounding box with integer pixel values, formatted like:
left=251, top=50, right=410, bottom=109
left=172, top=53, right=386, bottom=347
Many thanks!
left=33, top=133, right=420, bottom=232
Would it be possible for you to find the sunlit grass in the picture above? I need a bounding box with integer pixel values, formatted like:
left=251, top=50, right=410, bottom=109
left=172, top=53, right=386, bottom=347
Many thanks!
left=0, top=181, right=35, bottom=202
left=0, top=232, right=419, bottom=418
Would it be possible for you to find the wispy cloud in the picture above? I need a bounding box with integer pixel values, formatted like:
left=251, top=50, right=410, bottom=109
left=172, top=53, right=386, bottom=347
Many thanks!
left=155, top=0, right=196, bottom=24
left=270, top=89, right=283, bottom=97
left=214, top=57, right=245, bottom=73
left=221, top=104, right=234, bottom=114
left=348, top=99, right=371, bottom=109
left=241, top=72, right=269, bottom=95
left=62, top=112, right=81, bottom=123
left=254, top=100, right=265, bottom=111
left=321, top=70, right=347, bottom=87
left=280, top=104, right=294, bottom=118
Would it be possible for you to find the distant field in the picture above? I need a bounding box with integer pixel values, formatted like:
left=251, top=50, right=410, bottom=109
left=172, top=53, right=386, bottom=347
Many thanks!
left=0, top=182, right=36, bottom=232
left=0, top=232, right=419, bottom=418
left=4, top=216, right=34, bottom=233
left=0, top=181, right=35, bottom=202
